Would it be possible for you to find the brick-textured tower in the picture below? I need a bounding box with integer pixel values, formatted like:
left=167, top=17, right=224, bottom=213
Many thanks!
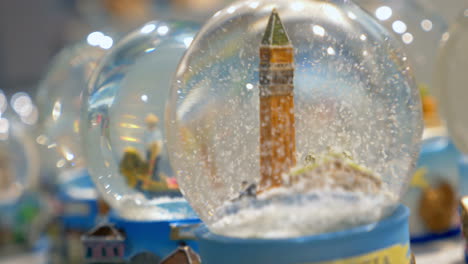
left=259, top=9, right=296, bottom=191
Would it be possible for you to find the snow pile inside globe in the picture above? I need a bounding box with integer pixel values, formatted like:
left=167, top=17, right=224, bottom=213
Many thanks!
left=36, top=37, right=113, bottom=172
left=434, top=11, right=468, bottom=154
left=166, top=0, right=423, bottom=238
left=82, top=21, right=200, bottom=220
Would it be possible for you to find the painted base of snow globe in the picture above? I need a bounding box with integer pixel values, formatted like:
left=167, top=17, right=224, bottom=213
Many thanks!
left=403, top=136, right=461, bottom=243
left=195, top=204, right=411, bottom=264
left=87, top=205, right=200, bottom=263
left=56, top=172, right=100, bottom=231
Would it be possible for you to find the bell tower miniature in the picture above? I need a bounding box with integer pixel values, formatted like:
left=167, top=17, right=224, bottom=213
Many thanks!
left=259, top=9, right=296, bottom=191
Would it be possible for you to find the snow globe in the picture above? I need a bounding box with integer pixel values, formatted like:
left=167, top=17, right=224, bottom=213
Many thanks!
left=81, top=21, right=200, bottom=262
left=434, top=10, right=468, bottom=260
left=166, top=0, right=422, bottom=263
left=36, top=34, right=115, bottom=263
left=355, top=0, right=462, bottom=241
left=0, top=94, right=45, bottom=256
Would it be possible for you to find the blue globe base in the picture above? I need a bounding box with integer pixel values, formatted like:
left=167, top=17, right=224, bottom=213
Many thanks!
left=109, top=212, right=201, bottom=261
left=57, top=169, right=100, bottom=231
left=196, top=204, right=412, bottom=264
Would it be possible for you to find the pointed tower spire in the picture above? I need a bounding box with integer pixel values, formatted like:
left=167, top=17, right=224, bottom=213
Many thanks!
left=258, top=9, right=296, bottom=192
left=262, top=9, right=291, bottom=46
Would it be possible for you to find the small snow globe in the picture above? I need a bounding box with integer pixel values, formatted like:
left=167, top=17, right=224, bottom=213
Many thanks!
left=435, top=11, right=468, bottom=155
left=0, top=108, right=39, bottom=205
left=355, top=0, right=459, bottom=241
left=36, top=36, right=113, bottom=174
left=81, top=21, right=200, bottom=221
left=35, top=36, right=115, bottom=239
left=167, top=0, right=423, bottom=241
left=435, top=10, right=468, bottom=194
left=356, top=0, right=447, bottom=97
left=0, top=97, right=43, bottom=250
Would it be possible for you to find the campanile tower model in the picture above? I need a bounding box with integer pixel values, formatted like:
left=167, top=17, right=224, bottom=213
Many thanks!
left=259, top=9, right=296, bottom=191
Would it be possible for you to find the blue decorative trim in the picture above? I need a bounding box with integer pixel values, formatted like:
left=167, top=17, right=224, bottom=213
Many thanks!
left=410, top=227, right=461, bottom=244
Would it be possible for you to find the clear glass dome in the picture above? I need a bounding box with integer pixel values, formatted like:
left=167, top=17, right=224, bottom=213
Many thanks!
left=82, top=21, right=200, bottom=220
left=36, top=36, right=113, bottom=171
left=167, top=0, right=423, bottom=238
left=355, top=0, right=447, bottom=95
left=0, top=105, right=40, bottom=204
left=434, top=10, right=468, bottom=154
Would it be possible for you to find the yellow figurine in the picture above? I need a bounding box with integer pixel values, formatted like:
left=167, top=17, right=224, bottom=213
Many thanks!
left=119, top=147, right=149, bottom=188
left=120, top=114, right=181, bottom=194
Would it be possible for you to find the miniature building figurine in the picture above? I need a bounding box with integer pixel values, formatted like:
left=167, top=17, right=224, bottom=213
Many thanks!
left=160, top=245, right=201, bottom=264
left=259, top=9, right=296, bottom=191
left=82, top=224, right=126, bottom=263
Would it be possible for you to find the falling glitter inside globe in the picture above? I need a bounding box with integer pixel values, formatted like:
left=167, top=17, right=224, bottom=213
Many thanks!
left=81, top=21, right=200, bottom=220
left=166, top=0, right=423, bottom=238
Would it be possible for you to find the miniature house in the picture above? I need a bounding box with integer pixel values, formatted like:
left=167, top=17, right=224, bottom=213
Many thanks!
left=160, top=245, right=201, bottom=264
left=82, top=223, right=126, bottom=263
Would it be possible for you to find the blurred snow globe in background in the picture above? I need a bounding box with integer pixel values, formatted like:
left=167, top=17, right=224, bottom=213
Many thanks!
left=36, top=35, right=113, bottom=171
left=36, top=33, right=115, bottom=199
left=81, top=21, right=200, bottom=220
left=0, top=93, right=40, bottom=204
left=435, top=10, right=468, bottom=155
left=166, top=0, right=423, bottom=238
left=0, top=91, right=44, bottom=248
left=355, top=0, right=447, bottom=98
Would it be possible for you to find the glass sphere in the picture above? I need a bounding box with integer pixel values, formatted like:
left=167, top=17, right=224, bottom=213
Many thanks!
left=434, top=11, right=468, bottom=154
left=0, top=108, right=40, bottom=204
left=36, top=36, right=113, bottom=171
left=167, top=0, right=423, bottom=238
left=82, top=21, right=200, bottom=220
left=355, top=0, right=447, bottom=94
